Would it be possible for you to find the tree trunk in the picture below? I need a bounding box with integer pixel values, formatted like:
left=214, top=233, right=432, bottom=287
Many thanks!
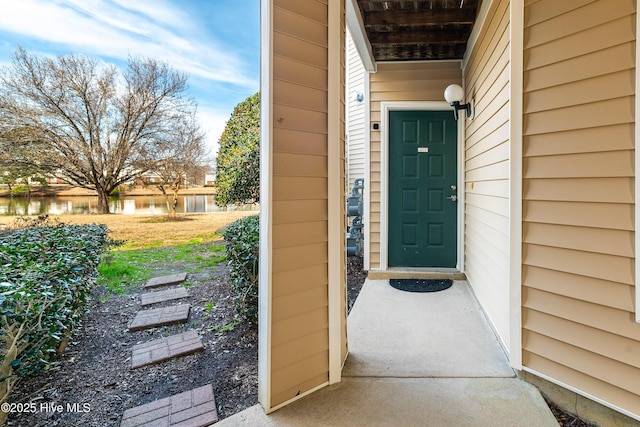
left=171, top=184, right=180, bottom=218
left=157, top=186, right=172, bottom=217
left=96, top=189, right=111, bottom=214
left=165, top=197, right=173, bottom=216
left=171, top=192, right=179, bottom=217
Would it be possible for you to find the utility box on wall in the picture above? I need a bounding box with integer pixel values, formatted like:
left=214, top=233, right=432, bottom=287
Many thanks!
left=347, top=178, right=364, bottom=256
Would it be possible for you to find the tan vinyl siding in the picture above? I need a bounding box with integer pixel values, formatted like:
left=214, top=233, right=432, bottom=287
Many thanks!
left=367, top=61, right=462, bottom=269
left=462, top=0, right=511, bottom=350
left=522, top=0, right=640, bottom=417
left=346, top=30, right=366, bottom=188
left=270, top=0, right=331, bottom=407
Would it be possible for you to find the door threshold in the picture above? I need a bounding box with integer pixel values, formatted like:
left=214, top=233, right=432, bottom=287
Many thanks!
left=368, top=268, right=466, bottom=280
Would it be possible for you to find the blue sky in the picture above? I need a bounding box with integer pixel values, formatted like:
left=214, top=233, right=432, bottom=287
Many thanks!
left=0, top=0, right=260, bottom=156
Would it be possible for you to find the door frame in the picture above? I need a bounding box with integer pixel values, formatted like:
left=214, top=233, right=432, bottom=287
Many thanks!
left=380, top=101, right=465, bottom=271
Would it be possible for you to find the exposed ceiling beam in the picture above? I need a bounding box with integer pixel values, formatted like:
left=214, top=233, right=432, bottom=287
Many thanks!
left=355, top=0, right=482, bottom=61
left=372, top=43, right=467, bottom=61
left=363, top=8, right=476, bottom=26
left=368, top=28, right=471, bottom=44
left=363, top=0, right=478, bottom=4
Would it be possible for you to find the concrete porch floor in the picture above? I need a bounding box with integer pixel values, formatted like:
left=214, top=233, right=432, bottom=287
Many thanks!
left=217, top=279, right=557, bottom=426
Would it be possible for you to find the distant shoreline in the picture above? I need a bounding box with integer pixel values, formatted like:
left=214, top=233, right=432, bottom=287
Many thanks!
left=0, top=185, right=217, bottom=198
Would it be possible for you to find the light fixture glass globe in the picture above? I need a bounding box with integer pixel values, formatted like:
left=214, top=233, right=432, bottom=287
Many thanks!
left=444, top=84, right=465, bottom=103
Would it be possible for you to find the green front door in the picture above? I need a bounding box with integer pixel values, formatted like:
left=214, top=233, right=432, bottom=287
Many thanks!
left=388, top=110, right=458, bottom=267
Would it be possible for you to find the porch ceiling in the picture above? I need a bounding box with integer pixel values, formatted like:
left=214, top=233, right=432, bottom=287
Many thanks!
left=355, top=0, right=483, bottom=61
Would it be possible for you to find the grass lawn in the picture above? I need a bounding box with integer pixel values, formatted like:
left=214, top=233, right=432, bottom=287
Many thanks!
left=0, top=211, right=258, bottom=293
left=0, top=212, right=257, bottom=250
left=0, top=211, right=255, bottom=249
left=98, top=242, right=228, bottom=293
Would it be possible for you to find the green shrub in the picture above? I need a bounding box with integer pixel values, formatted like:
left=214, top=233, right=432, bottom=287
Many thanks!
left=221, top=215, right=259, bottom=323
left=8, top=184, right=30, bottom=197
left=0, top=221, right=113, bottom=417
left=214, top=92, right=260, bottom=206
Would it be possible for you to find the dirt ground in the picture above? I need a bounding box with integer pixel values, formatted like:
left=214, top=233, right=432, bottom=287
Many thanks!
left=5, top=260, right=257, bottom=426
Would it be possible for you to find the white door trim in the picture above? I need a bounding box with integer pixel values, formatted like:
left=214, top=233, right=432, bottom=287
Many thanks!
left=363, top=72, right=372, bottom=271
left=380, top=101, right=465, bottom=271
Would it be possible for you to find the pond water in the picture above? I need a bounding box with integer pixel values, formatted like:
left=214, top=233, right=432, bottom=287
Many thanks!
left=0, top=195, right=257, bottom=216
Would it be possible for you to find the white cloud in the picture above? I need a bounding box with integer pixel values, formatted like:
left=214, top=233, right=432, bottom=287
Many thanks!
left=107, top=0, right=188, bottom=29
left=196, top=106, right=231, bottom=157
left=0, top=0, right=258, bottom=162
left=0, top=0, right=257, bottom=87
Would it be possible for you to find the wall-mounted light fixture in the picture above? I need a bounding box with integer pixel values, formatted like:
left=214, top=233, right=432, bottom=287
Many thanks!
left=444, top=84, right=473, bottom=120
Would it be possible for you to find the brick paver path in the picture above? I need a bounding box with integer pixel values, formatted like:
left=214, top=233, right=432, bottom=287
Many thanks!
left=128, top=304, right=191, bottom=332
left=131, top=331, right=204, bottom=369
left=141, top=287, right=190, bottom=306
left=120, top=384, right=218, bottom=427
left=144, top=272, right=187, bottom=289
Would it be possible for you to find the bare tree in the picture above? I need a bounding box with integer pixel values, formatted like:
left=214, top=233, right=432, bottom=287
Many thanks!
left=0, top=130, right=49, bottom=195
left=0, top=47, right=201, bottom=213
left=152, top=113, right=209, bottom=217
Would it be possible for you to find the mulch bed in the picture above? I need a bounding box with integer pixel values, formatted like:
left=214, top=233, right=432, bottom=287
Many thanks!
left=546, top=399, right=594, bottom=427
left=6, top=264, right=257, bottom=427
left=347, top=255, right=367, bottom=313
left=5, top=255, right=591, bottom=426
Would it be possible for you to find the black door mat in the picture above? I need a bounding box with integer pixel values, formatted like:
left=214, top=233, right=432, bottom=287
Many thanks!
left=389, top=279, right=453, bottom=293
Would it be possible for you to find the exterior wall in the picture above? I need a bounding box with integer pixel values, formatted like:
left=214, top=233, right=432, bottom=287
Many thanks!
left=367, top=61, right=462, bottom=269
left=261, top=0, right=346, bottom=411
left=346, top=29, right=366, bottom=189
left=462, top=0, right=512, bottom=350
left=522, top=0, right=640, bottom=418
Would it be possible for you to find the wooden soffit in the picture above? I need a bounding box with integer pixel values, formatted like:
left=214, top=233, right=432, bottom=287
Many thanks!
left=355, top=0, right=483, bottom=61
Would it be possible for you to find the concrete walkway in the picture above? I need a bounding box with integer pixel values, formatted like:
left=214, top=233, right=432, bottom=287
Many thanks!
left=218, top=279, right=558, bottom=426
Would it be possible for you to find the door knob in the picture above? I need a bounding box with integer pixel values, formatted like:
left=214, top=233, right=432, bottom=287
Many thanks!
left=446, top=195, right=457, bottom=202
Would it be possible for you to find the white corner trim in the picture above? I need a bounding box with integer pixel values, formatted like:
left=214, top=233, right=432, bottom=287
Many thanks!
left=462, top=0, right=494, bottom=70
left=258, top=0, right=273, bottom=412
left=636, top=0, right=640, bottom=324
left=380, top=101, right=463, bottom=271
left=327, top=0, right=343, bottom=385
left=508, top=0, right=524, bottom=367
left=363, top=71, right=371, bottom=271
left=346, top=0, right=376, bottom=72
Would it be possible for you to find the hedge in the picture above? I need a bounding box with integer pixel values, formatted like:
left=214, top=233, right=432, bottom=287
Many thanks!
left=0, top=220, right=111, bottom=420
left=221, top=215, right=259, bottom=323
